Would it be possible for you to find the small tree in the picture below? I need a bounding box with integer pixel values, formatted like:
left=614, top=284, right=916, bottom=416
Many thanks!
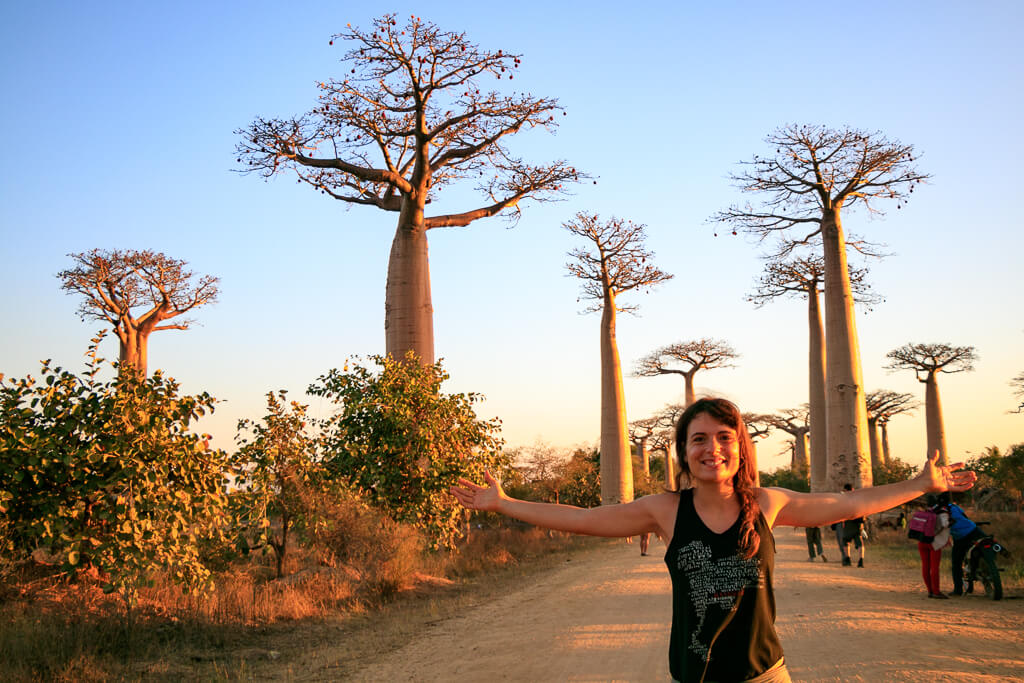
left=765, top=407, right=810, bottom=478
left=565, top=212, right=673, bottom=505
left=885, top=343, right=977, bottom=466
left=715, top=124, right=928, bottom=490
left=864, top=389, right=917, bottom=469
left=0, top=336, right=230, bottom=601
left=748, top=254, right=880, bottom=491
left=57, top=250, right=218, bottom=377
left=236, top=15, right=585, bottom=363
left=233, top=391, right=326, bottom=579
left=308, top=353, right=506, bottom=549
left=634, top=338, right=739, bottom=406
left=628, top=416, right=659, bottom=477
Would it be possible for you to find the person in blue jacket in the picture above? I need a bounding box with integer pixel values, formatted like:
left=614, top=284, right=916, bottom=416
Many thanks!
left=941, top=492, right=986, bottom=595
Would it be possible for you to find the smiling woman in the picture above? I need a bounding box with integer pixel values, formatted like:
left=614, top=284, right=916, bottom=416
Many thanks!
left=450, top=397, right=977, bottom=682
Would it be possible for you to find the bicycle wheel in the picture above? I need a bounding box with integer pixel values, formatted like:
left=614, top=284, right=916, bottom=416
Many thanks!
left=977, top=548, right=1003, bottom=600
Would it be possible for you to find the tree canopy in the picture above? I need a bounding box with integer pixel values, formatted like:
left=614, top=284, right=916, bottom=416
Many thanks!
left=57, top=249, right=218, bottom=376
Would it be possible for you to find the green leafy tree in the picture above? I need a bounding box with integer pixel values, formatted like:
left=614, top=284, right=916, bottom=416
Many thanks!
left=232, top=391, right=326, bottom=578
left=308, top=353, right=506, bottom=548
left=759, top=465, right=810, bottom=492
left=967, top=444, right=1024, bottom=512
left=870, top=456, right=916, bottom=486
left=558, top=447, right=602, bottom=508
left=0, top=336, right=231, bottom=601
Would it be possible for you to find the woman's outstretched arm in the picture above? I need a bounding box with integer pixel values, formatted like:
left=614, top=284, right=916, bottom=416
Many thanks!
left=760, top=450, right=977, bottom=529
left=450, top=471, right=667, bottom=538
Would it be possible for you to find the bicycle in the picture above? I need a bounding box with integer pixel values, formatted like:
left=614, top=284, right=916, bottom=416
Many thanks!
left=963, top=522, right=1009, bottom=601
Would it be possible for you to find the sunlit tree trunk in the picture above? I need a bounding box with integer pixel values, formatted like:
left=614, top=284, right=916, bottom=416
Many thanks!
left=636, top=437, right=650, bottom=476
left=600, top=292, right=633, bottom=504
left=792, top=432, right=810, bottom=477
left=684, top=372, right=697, bottom=407
left=385, top=203, right=434, bottom=362
left=807, top=288, right=827, bottom=492
left=822, top=209, right=872, bottom=490
left=880, top=421, right=892, bottom=464
left=923, top=371, right=948, bottom=466
left=867, top=417, right=883, bottom=472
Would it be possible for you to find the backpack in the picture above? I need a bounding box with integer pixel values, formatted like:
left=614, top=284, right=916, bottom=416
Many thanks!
left=907, top=509, right=938, bottom=542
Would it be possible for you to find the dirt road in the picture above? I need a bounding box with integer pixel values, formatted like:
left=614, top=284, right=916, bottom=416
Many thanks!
left=318, top=528, right=1022, bottom=681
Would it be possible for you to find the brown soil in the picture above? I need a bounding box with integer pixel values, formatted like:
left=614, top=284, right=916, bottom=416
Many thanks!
left=264, top=528, right=1024, bottom=681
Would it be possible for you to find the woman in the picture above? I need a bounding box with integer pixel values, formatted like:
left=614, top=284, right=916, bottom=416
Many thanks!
left=918, top=494, right=951, bottom=598
left=450, top=398, right=976, bottom=682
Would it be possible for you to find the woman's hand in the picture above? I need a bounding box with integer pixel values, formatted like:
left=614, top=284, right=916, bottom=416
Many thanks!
left=450, top=470, right=505, bottom=512
left=917, top=450, right=977, bottom=493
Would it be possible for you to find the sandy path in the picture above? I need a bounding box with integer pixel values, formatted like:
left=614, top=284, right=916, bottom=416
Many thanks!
left=325, top=529, right=1022, bottom=681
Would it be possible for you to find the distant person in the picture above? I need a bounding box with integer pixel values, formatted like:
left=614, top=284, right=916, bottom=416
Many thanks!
left=831, top=483, right=855, bottom=564
left=944, top=492, right=986, bottom=596
left=842, top=512, right=866, bottom=568
left=916, top=494, right=951, bottom=599
left=640, top=531, right=651, bottom=556
left=804, top=526, right=826, bottom=562
left=451, top=398, right=975, bottom=682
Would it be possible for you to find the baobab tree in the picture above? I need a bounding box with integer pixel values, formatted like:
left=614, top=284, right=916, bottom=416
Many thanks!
left=864, top=390, right=918, bottom=469
left=628, top=416, right=659, bottom=477
left=566, top=212, right=673, bottom=504
left=634, top=338, right=739, bottom=406
left=715, top=124, right=928, bottom=490
left=765, top=407, right=811, bottom=478
left=655, top=402, right=687, bottom=490
left=748, top=254, right=881, bottom=491
left=58, top=249, right=219, bottom=377
left=885, top=343, right=977, bottom=466
left=236, top=15, right=584, bottom=363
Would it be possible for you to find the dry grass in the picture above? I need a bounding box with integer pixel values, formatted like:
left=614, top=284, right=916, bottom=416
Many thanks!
left=0, top=522, right=605, bottom=682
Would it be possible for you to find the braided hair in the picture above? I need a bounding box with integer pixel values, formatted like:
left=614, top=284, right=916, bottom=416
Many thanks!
left=674, top=397, right=761, bottom=560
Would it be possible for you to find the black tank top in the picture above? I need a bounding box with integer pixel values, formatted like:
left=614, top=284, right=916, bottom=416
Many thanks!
left=664, top=489, right=784, bottom=682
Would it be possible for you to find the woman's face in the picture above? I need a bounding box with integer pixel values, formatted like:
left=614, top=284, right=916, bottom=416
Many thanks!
left=684, top=412, right=741, bottom=485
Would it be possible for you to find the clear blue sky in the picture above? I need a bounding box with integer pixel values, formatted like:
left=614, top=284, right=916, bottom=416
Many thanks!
left=2, top=1, right=1021, bottom=473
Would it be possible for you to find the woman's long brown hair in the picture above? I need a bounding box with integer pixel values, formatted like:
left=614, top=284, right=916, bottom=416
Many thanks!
left=674, top=397, right=761, bottom=559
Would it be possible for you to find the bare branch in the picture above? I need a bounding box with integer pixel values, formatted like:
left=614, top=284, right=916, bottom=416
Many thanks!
left=884, top=342, right=978, bottom=380
left=634, top=338, right=739, bottom=378
left=564, top=213, right=673, bottom=315
left=711, top=124, right=930, bottom=242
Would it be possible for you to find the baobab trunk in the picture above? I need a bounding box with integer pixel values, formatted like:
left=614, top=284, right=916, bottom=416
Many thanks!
left=792, top=432, right=810, bottom=477
left=599, top=293, right=633, bottom=504
left=384, top=210, right=434, bottom=363
left=924, top=372, right=948, bottom=466
left=867, top=417, right=883, bottom=472
left=117, top=325, right=147, bottom=377
left=821, top=209, right=872, bottom=490
left=807, top=288, right=828, bottom=492
left=665, top=446, right=678, bottom=491
left=684, top=372, right=697, bottom=407
left=880, top=422, right=892, bottom=464
left=637, top=438, right=650, bottom=476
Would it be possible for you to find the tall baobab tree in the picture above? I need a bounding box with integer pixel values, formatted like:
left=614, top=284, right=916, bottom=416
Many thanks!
left=765, top=407, right=811, bottom=477
left=58, top=249, right=219, bottom=377
left=634, top=339, right=739, bottom=406
left=715, top=124, right=928, bottom=490
left=885, top=343, right=977, bottom=466
left=628, top=416, right=659, bottom=477
left=236, top=15, right=585, bottom=363
left=748, top=254, right=881, bottom=491
left=565, top=213, right=672, bottom=504
left=864, top=390, right=918, bottom=469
